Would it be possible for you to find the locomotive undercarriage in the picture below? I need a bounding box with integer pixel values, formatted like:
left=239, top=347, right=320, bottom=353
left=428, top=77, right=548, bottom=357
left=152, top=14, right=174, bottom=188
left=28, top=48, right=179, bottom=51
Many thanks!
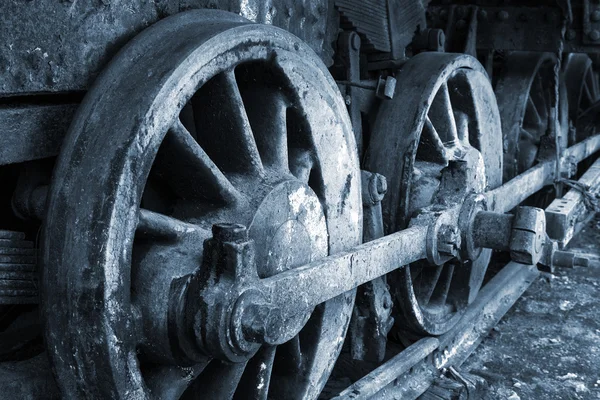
left=1, top=1, right=600, bottom=399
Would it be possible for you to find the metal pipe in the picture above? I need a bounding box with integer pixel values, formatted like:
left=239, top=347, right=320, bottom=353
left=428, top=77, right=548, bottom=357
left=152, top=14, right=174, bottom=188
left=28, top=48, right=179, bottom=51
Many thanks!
left=331, top=337, right=439, bottom=400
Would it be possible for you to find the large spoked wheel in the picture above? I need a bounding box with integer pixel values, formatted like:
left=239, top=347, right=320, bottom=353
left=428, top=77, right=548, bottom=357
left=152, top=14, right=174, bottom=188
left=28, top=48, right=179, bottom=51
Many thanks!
left=495, top=52, right=569, bottom=182
left=365, top=53, right=503, bottom=336
left=41, top=10, right=361, bottom=400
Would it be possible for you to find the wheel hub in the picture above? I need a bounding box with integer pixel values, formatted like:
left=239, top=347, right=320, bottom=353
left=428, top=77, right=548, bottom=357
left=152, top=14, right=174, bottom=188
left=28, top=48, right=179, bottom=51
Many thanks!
left=249, top=181, right=327, bottom=278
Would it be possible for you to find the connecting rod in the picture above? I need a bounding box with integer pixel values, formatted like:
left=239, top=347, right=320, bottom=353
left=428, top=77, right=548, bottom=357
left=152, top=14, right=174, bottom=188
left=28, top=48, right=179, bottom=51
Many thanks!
left=176, top=135, right=600, bottom=362
left=486, top=133, right=600, bottom=213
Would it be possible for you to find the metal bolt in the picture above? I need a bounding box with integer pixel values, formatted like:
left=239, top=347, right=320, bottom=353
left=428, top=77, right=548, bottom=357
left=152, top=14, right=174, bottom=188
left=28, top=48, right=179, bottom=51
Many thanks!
left=478, top=9, right=487, bottom=20
left=212, top=223, right=247, bottom=242
left=437, top=224, right=461, bottom=257
left=590, top=30, right=600, bottom=41
left=566, top=29, right=576, bottom=40
left=497, top=10, right=509, bottom=21
left=345, top=95, right=352, bottom=106
left=592, top=9, right=600, bottom=21
left=455, top=19, right=467, bottom=31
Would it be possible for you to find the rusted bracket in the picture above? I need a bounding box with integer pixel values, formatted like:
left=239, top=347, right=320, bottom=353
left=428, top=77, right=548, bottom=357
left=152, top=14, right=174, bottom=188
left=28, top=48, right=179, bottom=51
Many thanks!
left=546, top=157, right=600, bottom=247
left=485, top=133, right=600, bottom=213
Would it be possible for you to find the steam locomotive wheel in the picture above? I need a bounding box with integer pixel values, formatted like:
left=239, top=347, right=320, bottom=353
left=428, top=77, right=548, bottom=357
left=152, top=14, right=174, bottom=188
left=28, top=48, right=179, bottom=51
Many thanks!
left=495, top=52, right=569, bottom=182
left=563, top=53, right=600, bottom=143
left=563, top=54, right=600, bottom=176
left=41, top=10, right=361, bottom=400
left=365, top=53, right=503, bottom=336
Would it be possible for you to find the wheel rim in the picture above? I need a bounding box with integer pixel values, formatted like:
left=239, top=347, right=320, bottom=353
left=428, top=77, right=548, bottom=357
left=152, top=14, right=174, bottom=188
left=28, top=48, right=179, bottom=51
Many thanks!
left=495, top=52, right=569, bottom=182
left=41, top=10, right=361, bottom=399
left=365, top=53, right=503, bottom=336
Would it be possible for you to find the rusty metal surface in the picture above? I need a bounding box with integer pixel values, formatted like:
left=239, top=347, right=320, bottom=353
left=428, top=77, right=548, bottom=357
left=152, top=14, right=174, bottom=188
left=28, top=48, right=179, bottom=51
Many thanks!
left=428, top=5, right=565, bottom=53
left=546, top=157, right=600, bottom=246
left=0, top=104, right=76, bottom=165
left=0, top=231, right=37, bottom=305
left=364, top=52, right=503, bottom=335
left=41, top=9, right=360, bottom=399
left=331, top=262, right=539, bottom=400
left=494, top=52, right=566, bottom=181
left=0, top=0, right=335, bottom=95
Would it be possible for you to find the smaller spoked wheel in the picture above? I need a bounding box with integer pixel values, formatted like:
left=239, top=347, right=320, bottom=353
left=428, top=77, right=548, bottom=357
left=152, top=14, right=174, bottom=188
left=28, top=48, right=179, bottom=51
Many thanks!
left=563, top=53, right=600, bottom=144
left=365, top=53, right=503, bottom=336
left=494, top=52, right=569, bottom=182
left=42, top=10, right=361, bottom=400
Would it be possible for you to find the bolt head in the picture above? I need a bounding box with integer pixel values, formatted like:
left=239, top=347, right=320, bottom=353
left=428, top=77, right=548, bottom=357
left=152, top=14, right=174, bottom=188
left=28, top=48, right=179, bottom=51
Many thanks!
left=590, top=30, right=600, bottom=41
left=592, top=9, right=600, bottom=21
left=497, top=10, right=509, bottom=21
left=566, top=29, right=576, bottom=40
left=375, top=174, right=387, bottom=195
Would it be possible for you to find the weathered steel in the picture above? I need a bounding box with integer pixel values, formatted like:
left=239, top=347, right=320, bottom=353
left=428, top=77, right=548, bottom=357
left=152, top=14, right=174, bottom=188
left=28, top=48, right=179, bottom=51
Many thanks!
left=546, top=157, right=600, bottom=246
left=0, top=0, right=336, bottom=95
left=486, top=133, right=600, bottom=213
left=0, top=104, right=76, bottom=165
left=364, top=52, right=503, bottom=335
left=0, top=231, right=37, bottom=305
left=494, top=52, right=567, bottom=181
left=348, top=171, right=394, bottom=363
left=335, top=262, right=540, bottom=400
left=332, top=337, right=439, bottom=400
left=428, top=6, right=565, bottom=53
left=563, top=53, right=600, bottom=143
left=41, top=10, right=361, bottom=399
left=434, top=263, right=540, bottom=369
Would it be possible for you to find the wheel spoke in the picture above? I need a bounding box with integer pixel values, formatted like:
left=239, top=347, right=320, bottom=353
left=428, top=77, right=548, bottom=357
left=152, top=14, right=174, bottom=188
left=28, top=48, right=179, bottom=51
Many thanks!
left=240, top=87, right=290, bottom=172
left=192, top=69, right=264, bottom=175
left=153, top=120, right=242, bottom=204
left=288, top=148, right=314, bottom=183
left=416, top=116, right=448, bottom=163
left=524, top=95, right=543, bottom=129
left=137, top=209, right=206, bottom=239
left=430, top=263, right=455, bottom=307
left=234, top=346, right=277, bottom=400
left=530, top=75, right=548, bottom=121
left=416, top=265, right=444, bottom=305
left=429, top=82, right=458, bottom=147
left=454, top=111, right=470, bottom=145
left=183, top=360, right=247, bottom=399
